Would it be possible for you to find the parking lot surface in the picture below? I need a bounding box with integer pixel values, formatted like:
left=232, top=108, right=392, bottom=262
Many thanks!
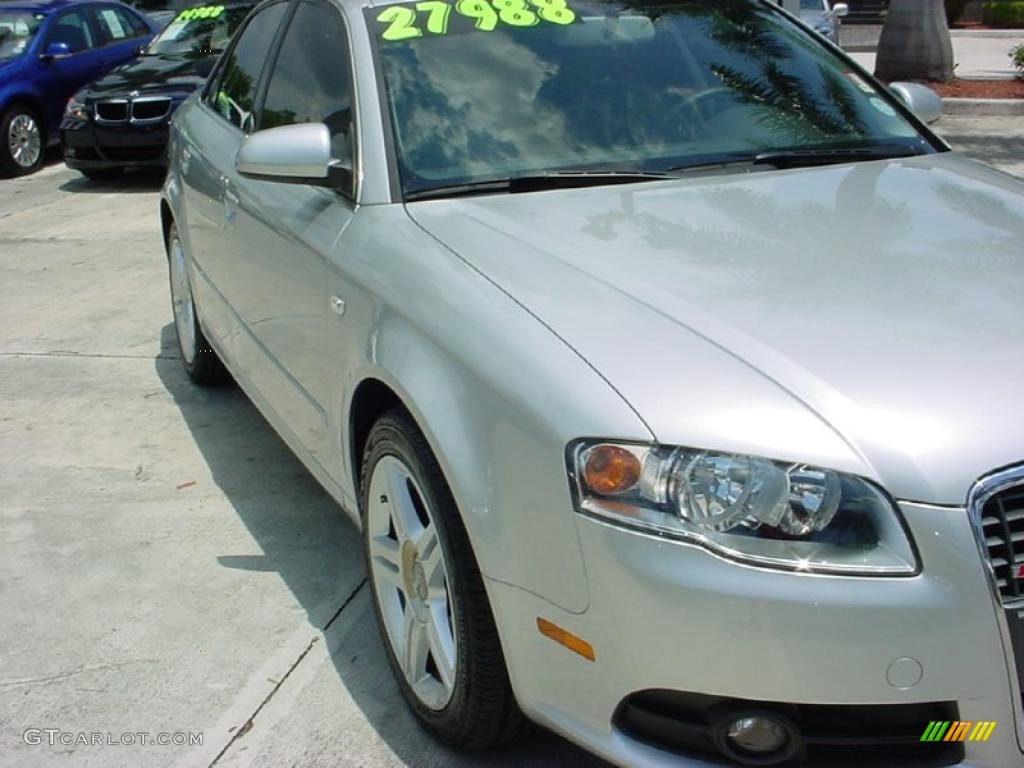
left=1, top=115, right=1021, bottom=767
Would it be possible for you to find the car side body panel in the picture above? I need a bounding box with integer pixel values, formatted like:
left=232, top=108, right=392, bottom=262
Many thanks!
left=165, top=133, right=653, bottom=610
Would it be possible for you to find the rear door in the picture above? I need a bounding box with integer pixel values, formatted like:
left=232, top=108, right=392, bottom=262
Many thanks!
left=90, top=5, right=152, bottom=66
left=222, top=0, right=358, bottom=463
left=177, top=1, right=288, bottom=363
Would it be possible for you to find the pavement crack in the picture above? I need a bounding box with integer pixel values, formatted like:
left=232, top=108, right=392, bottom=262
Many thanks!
left=322, top=578, right=368, bottom=633
left=207, top=579, right=367, bottom=767
left=0, top=660, right=155, bottom=689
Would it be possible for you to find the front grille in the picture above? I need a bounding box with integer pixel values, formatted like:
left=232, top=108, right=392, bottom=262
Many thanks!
left=131, top=98, right=171, bottom=122
left=95, top=101, right=128, bottom=122
left=980, top=484, right=1024, bottom=602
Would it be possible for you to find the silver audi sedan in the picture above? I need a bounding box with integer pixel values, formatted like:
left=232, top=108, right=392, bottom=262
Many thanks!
left=160, top=0, right=1024, bottom=765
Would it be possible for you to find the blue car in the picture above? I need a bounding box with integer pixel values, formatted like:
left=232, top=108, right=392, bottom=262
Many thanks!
left=0, top=0, right=159, bottom=176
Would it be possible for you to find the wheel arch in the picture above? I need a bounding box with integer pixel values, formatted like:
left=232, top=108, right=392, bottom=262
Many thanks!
left=340, top=312, right=595, bottom=616
left=348, top=376, right=408, bottom=497
left=159, top=198, right=174, bottom=248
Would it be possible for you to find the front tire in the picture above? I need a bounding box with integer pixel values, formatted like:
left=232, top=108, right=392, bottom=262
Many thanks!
left=362, top=410, right=526, bottom=749
left=1, top=105, right=44, bottom=177
left=165, top=223, right=226, bottom=386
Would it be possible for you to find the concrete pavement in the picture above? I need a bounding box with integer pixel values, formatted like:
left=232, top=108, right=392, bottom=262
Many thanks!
left=848, top=28, right=1022, bottom=79
left=935, top=114, right=1024, bottom=176
left=1, top=116, right=1022, bottom=767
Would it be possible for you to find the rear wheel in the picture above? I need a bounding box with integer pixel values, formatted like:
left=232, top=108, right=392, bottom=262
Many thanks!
left=1, top=105, right=44, bottom=177
left=361, top=410, right=526, bottom=749
left=166, top=223, right=226, bottom=386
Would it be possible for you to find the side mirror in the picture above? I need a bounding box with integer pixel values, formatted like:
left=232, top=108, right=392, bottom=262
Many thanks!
left=831, top=2, right=849, bottom=18
left=236, top=122, right=351, bottom=190
left=889, top=82, right=943, bottom=125
left=41, top=41, right=72, bottom=60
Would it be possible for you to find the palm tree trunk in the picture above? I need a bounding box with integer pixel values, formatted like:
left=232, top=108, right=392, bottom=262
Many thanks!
left=875, top=0, right=955, bottom=82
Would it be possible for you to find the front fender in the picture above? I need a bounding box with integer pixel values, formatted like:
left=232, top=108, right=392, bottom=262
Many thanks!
left=0, top=79, right=43, bottom=123
left=330, top=205, right=652, bottom=614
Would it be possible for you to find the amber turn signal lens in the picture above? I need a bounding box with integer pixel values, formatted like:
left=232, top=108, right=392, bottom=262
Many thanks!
left=583, top=444, right=641, bottom=495
left=537, top=618, right=596, bottom=661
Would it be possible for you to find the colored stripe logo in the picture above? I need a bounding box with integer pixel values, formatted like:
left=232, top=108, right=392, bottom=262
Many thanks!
left=921, top=721, right=997, bottom=742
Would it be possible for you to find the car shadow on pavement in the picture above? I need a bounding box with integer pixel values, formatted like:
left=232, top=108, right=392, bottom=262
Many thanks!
left=59, top=168, right=166, bottom=194
left=153, top=324, right=606, bottom=768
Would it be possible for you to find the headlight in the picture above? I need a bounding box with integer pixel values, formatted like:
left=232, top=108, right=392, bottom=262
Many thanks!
left=65, top=96, right=88, bottom=120
left=568, top=441, right=917, bottom=575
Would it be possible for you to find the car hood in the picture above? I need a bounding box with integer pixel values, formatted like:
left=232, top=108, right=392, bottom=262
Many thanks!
left=82, top=53, right=213, bottom=99
left=407, top=153, right=1024, bottom=504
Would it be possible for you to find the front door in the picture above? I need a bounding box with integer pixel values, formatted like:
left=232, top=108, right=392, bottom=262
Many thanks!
left=42, top=8, right=107, bottom=129
left=224, top=0, right=358, bottom=464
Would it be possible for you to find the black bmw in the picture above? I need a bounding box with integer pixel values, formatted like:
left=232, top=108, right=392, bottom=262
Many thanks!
left=60, top=1, right=254, bottom=179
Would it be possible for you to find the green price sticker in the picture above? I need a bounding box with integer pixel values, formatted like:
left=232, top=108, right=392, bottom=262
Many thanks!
left=176, top=4, right=225, bottom=22
left=376, top=0, right=574, bottom=41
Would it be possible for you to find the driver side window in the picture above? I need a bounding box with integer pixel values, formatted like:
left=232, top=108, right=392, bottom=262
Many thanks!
left=207, top=2, right=287, bottom=132
left=47, top=9, right=95, bottom=54
left=258, top=1, right=355, bottom=178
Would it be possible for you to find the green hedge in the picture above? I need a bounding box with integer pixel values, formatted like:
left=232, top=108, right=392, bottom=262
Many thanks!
left=983, top=0, right=1024, bottom=26
left=946, top=0, right=968, bottom=23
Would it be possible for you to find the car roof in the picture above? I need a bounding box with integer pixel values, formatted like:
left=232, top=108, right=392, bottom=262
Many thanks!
left=0, top=0, right=112, bottom=13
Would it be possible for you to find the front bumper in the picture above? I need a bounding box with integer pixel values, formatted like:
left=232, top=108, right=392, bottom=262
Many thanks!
left=488, top=502, right=1023, bottom=767
left=60, top=117, right=169, bottom=170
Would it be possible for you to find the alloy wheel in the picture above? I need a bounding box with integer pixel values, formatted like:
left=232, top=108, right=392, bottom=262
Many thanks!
left=8, top=113, right=41, bottom=170
left=367, top=455, right=458, bottom=711
left=168, top=235, right=197, bottom=365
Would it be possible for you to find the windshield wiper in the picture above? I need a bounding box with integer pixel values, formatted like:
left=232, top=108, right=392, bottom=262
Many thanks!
left=406, top=147, right=926, bottom=201
left=668, top=145, right=925, bottom=175
left=405, top=170, right=673, bottom=202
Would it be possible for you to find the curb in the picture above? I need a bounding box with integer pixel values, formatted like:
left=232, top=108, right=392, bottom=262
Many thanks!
left=950, top=28, right=1024, bottom=38
left=942, top=97, right=1024, bottom=115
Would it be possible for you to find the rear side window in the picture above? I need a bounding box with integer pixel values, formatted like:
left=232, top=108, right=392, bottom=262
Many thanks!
left=122, top=8, right=152, bottom=36
left=93, top=6, right=143, bottom=43
left=211, top=2, right=287, bottom=131
left=258, top=1, right=354, bottom=160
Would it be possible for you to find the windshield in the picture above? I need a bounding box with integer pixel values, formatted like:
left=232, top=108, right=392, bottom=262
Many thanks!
left=368, top=0, right=930, bottom=197
left=800, top=0, right=825, bottom=10
left=0, top=11, right=43, bottom=61
left=147, top=4, right=252, bottom=55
